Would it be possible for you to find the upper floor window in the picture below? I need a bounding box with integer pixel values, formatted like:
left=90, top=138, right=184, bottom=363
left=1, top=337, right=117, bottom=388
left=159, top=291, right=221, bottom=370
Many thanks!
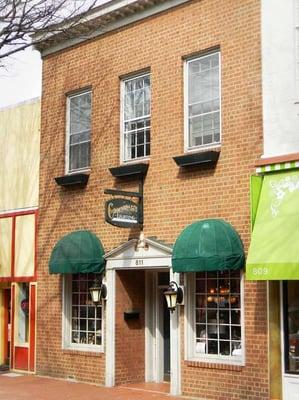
left=66, top=91, right=91, bottom=173
left=186, top=270, right=244, bottom=365
left=185, top=52, right=220, bottom=151
left=121, top=73, right=151, bottom=162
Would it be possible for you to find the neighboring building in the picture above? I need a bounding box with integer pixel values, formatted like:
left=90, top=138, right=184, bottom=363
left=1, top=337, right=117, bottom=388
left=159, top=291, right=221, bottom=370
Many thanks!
left=0, top=99, right=40, bottom=372
left=246, top=1, right=299, bottom=399
left=33, top=0, right=269, bottom=399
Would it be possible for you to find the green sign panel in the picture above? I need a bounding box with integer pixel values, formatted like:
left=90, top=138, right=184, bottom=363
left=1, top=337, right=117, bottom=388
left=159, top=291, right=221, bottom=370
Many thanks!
left=246, top=170, right=299, bottom=280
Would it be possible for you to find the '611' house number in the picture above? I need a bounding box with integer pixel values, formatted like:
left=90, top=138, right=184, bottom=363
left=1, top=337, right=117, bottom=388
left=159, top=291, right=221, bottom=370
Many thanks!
left=135, top=259, right=143, bottom=266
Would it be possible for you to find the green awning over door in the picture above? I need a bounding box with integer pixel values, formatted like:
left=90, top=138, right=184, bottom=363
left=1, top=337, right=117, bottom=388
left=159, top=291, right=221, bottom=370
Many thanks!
left=247, top=170, right=299, bottom=280
left=172, top=219, right=245, bottom=273
left=49, top=230, right=105, bottom=274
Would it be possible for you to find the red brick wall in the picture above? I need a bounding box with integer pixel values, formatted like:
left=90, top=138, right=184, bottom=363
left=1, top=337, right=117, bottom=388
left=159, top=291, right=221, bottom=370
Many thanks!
left=115, top=270, right=145, bottom=385
left=37, top=0, right=268, bottom=397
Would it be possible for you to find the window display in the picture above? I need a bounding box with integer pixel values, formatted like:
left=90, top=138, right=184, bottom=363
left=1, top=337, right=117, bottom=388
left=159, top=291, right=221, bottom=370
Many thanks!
left=70, top=273, right=102, bottom=347
left=195, top=270, right=242, bottom=358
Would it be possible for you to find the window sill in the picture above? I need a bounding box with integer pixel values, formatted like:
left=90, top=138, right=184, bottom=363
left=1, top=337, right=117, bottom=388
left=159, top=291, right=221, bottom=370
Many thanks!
left=62, top=348, right=104, bottom=357
left=185, top=360, right=243, bottom=371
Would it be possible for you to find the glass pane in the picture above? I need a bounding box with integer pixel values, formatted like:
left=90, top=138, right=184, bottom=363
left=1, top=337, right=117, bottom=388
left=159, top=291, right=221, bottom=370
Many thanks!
left=69, top=142, right=90, bottom=171
left=88, top=333, right=95, bottom=345
left=72, top=331, right=79, bottom=344
left=231, top=310, right=241, bottom=324
left=70, top=130, right=90, bottom=145
left=196, top=324, right=207, bottom=339
left=207, top=325, right=218, bottom=338
left=230, top=279, right=240, bottom=294
left=17, top=283, right=29, bottom=344
left=88, top=319, right=95, bottom=331
left=196, top=279, right=205, bottom=293
left=220, top=341, right=230, bottom=356
left=207, top=340, right=218, bottom=354
left=196, top=294, right=206, bottom=308
left=230, top=295, right=240, bottom=308
left=219, top=325, right=229, bottom=339
left=207, top=309, right=217, bottom=322
left=196, top=309, right=206, bottom=323
left=219, top=310, right=229, bottom=324
left=70, top=92, right=91, bottom=135
left=232, top=326, right=241, bottom=340
left=72, top=319, right=78, bottom=330
left=79, top=332, right=87, bottom=344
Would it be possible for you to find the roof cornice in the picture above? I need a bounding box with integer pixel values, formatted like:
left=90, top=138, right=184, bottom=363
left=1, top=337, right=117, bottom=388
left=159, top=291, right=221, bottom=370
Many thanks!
left=33, top=0, right=191, bottom=56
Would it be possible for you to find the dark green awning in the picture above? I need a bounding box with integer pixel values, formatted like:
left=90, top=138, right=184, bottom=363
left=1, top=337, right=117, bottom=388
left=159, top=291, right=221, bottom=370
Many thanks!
left=49, top=230, right=105, bottom=274
left=172, top=219, right=245, bottom=273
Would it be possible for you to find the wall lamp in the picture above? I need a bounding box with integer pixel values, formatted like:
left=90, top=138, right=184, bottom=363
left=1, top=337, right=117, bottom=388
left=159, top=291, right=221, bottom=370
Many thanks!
left=164, top=281, right=184, bottom=313
left=89, top=279, right=107, bottom=305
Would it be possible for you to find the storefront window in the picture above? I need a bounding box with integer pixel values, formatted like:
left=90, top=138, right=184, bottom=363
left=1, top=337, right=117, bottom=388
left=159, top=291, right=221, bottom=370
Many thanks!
left=187, top=270, right=243, bottom=363
left=17, top=283, right=29, bottom=344
left=64, top=273, right=103, bottom=350
left=283, top=281, right=299, bottom=374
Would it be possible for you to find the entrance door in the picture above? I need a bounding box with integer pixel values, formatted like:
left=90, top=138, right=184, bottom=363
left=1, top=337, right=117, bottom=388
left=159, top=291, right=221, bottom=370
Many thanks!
left=2, top=289, right=11, bottom=370
left=145, top=271, right=170, bottom=384
left=282, top=281, right=299, bottom=399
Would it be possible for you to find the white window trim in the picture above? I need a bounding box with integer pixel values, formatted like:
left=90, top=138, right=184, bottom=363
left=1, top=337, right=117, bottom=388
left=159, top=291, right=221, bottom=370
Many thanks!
left=185, top=271, right=245, bottom=366
left=184, top=51, right=222, bottom=153
left=62, top=275, right=104, bottom=353
left=120, top=72, right=151, bottom=164
left=65, top=90, right=92, bottom=175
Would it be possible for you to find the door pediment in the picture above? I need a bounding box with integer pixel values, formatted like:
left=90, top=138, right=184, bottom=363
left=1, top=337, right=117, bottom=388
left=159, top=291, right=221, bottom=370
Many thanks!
left=105, top=237, right=172, bottom=270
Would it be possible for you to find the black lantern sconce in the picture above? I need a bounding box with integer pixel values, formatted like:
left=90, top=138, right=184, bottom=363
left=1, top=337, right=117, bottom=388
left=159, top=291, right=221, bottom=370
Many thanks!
left=163, top=281, right=184, bottom=313
left=89, top=279, right=107, bottom=305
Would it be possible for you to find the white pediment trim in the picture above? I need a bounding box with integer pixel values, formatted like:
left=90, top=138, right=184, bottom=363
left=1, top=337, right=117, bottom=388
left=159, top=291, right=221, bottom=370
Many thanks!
left=104, top=237, right=172, bottom=270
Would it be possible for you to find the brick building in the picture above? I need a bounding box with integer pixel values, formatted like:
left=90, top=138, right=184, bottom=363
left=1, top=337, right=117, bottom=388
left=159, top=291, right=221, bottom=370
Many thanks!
left=34, top=0, right=272, bottom=399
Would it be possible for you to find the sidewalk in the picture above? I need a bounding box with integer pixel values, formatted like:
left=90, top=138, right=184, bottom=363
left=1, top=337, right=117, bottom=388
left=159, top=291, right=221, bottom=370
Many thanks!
left=0, top=373, right=185, bottom=400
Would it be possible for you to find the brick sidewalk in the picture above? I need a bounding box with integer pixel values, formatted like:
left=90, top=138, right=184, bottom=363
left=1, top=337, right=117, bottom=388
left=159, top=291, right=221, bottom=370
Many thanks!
left=0, top=374, right=186, bottom=400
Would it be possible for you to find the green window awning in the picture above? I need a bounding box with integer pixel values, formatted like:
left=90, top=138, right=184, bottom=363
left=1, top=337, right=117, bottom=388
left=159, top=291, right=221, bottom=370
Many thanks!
left=247, top=170, right=299, bottom=280
left=172, top=219, right=245, bottom=273
left=49, top=230, right=105, bottom=274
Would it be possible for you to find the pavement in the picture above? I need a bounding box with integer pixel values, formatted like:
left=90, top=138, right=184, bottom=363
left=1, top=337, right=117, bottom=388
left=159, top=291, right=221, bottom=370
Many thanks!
left=0, top=374, right=185, bottom=400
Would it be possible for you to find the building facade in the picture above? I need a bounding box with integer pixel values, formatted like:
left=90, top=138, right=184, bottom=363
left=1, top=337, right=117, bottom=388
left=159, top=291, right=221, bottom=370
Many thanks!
left=0, top=99, right=40, bottom=372
left=35, top=0, right=272, bottom=398
left=246, top=1, right=299, bottom=399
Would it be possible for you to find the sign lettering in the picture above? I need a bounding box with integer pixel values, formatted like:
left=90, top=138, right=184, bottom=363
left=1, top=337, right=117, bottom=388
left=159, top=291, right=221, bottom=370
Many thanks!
left=105, top=198, right=140, bottom=228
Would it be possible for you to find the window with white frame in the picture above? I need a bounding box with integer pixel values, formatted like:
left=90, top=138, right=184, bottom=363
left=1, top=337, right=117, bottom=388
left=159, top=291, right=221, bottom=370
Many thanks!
left=187, top=270, right=243, bottom=364
left=122, top=73, right=150, bottom=162
left=67, top=91, right=91, bottom=173
left=185, top=52, right=220, bottom=150
left=63, top=273, right=103, bottom=351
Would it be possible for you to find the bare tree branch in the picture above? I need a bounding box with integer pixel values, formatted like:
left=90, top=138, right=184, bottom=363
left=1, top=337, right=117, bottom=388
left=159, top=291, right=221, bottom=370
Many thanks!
left=0, top=0, right=101, bottom=67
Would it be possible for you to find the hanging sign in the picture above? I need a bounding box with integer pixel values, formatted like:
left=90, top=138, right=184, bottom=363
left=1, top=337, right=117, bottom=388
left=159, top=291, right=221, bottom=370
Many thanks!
left=105, top=198, right=140, bottom=228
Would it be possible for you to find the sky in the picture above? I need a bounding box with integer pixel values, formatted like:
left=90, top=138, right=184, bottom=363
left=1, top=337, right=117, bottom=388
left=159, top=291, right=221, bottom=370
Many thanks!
left=0, top=48, right=42, bottom=109
left=0, top=0, right=112, bottom=109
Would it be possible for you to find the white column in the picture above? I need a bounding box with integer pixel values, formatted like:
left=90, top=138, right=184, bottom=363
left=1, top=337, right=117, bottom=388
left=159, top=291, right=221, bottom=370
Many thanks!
left=105, top=268, right=115, bottom=387
left=169, top=271, right=181, bottom=396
